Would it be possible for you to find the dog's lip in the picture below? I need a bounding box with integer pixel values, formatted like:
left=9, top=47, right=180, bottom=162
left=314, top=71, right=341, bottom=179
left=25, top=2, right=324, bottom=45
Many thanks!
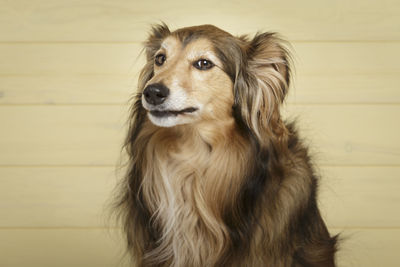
left=149, top=107, right=198, bottom=117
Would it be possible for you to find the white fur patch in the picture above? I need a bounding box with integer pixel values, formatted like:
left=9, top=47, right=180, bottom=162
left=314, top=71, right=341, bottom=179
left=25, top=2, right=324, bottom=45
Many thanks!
left=142, top=86, right=200, bottom=127
left=147, top=113, right=189, bottom=127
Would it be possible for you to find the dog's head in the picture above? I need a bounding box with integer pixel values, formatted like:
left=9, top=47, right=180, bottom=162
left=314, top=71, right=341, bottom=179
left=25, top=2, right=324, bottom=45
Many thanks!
left=139, top=24, right=291, bottom=142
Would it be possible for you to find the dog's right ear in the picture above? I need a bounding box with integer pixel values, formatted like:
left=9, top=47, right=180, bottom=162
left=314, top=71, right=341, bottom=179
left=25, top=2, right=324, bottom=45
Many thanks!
left=232, top=33, right=291, bottom=146
left=138, top=24, right=171, bottom=91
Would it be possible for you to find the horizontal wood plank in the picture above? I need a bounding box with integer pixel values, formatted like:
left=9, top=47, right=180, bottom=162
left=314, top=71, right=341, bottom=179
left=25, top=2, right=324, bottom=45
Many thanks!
left=0, top=229, right=129, bottom=267
left=0, top=166, right=398, bottom=228
left=332, top=228, right=400, bottom=267
left=0, top=74, right=136, bottom=104
left=319, top=167, right=400, bottom=228
left=0, top=106, right=126, bottom=166
left=0, top=43, right=143, bottom=75
left=288, top=73, right=400, bottom=104
left=0, top=228, right=399, bottom=267
left=1, top=43, right=400, bottom=75
left=284, top=105, right=400, bottom=166
left=0, top=0, right=399, bottom=42
left=0, top=43, right=399, bottom=104
left=0, top=167, right=120, bottom=227
left=0, top=105, right=399, bottom=166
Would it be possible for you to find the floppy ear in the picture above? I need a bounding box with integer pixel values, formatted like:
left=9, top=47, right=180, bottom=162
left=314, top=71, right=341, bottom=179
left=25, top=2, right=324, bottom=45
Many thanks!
left=138, top=23, right=171, bottom=91
left=233, top=32, right=291, bottom=144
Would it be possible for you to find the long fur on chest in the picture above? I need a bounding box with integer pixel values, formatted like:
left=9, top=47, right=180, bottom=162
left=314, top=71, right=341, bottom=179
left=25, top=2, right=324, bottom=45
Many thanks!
left=134, top=116, right=250, bottom=266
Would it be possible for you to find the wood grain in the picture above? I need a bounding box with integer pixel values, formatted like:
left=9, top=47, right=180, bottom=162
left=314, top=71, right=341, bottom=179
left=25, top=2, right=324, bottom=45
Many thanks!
left=319, top=166, right=400, bottom=228
left=0, top=105, right=126, bottom=166
left=0, top=74, right=136, bottom=104
left=333, top=228, right=400, bottom=267
left=0, top=228, right=129, bottom=267
left=0, top=167, right=119, bottom=227
left=284, top=104, right=400, bottom=166
left=0, top=0, right=399, bottom=42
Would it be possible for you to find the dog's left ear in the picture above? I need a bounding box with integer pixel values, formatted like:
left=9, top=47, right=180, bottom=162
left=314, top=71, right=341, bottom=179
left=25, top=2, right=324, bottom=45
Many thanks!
left=233, top=32, right=291, bottom=143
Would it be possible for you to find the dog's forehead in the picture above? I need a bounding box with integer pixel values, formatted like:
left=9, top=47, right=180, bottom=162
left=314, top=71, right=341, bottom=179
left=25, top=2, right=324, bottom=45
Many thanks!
left=160, top=36, right=220, bottom=65
left=160, top=25, right=231, bottom=52
left=173, top=24, right=232, bottom=42
left=160, top=36, right=181, bottom=50
left=161, top=36, right=214, bottom=53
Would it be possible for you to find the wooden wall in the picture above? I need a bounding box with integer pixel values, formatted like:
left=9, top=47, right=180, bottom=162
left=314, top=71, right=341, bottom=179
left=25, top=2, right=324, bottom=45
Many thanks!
left=1, top=0, right=399, bottom=266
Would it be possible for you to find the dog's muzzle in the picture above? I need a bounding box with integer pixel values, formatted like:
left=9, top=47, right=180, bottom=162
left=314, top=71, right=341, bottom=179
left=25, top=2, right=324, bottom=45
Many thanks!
left=142, top=83, right=199, bottom=127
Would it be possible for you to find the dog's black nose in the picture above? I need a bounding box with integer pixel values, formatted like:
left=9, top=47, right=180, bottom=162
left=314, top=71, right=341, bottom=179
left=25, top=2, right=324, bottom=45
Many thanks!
left=143, top=83, right=170, bottom=106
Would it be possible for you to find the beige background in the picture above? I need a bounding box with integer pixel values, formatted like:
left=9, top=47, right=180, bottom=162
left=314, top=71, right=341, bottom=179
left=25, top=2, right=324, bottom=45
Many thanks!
left=1, top=0, right=400, bottom=266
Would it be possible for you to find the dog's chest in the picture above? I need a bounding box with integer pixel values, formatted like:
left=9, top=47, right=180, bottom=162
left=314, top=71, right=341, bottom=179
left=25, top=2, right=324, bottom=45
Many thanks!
left=141, top=132, right=251, bottom=265
left=144, top=146, right=225, bottom=264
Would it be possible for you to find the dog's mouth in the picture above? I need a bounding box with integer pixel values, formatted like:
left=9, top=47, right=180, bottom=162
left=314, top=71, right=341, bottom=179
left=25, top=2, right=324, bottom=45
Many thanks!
left=149, top=107, right=198, bottom=118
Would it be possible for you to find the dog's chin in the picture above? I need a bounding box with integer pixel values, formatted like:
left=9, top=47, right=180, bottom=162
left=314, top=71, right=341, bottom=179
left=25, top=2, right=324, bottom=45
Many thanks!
left=147, top=108, right=198, bottom=127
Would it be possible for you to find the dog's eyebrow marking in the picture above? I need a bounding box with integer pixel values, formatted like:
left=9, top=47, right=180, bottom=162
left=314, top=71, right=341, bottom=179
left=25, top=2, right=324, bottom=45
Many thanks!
left=160, top=37, right=181, bottom=53
left=190, top=50, right=214, bottom=58
left=161, top=42, right=169, bottom=49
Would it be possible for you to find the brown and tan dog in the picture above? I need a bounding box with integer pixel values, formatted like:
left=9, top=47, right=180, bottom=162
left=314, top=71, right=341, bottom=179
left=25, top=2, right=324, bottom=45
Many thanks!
left=114, top=24, right=337, bottom=267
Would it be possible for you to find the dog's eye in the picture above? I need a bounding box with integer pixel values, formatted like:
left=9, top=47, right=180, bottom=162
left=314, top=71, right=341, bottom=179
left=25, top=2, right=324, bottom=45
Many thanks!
left=155, top=54, right=166, bottom=66
left=193, top=59, right=214, bottom=70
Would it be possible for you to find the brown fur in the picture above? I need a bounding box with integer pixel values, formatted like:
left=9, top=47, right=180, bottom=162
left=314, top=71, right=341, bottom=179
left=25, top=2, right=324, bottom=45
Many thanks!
left=114, top=24, right=337, bottom=266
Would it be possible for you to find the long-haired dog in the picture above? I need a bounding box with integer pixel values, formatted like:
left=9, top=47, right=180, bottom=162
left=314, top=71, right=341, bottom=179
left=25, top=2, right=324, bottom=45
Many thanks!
left=115, top=24, right=338, bottom=267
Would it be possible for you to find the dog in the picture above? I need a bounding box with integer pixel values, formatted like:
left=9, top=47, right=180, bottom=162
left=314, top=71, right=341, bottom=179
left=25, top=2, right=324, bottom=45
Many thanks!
left=114, top=24, right=338, bottom=267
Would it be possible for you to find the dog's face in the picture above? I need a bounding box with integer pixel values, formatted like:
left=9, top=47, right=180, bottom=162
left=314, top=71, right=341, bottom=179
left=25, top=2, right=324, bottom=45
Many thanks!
left=139, top=24, right=291, bottom=141
left=142, top=35, right=233, bottom=127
